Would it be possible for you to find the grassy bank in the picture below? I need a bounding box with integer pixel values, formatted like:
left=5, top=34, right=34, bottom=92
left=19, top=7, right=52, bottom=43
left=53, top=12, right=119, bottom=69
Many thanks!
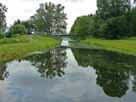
left=81, top=37, right=136, bottom=56
left=0, top=35, right=60, bottom=65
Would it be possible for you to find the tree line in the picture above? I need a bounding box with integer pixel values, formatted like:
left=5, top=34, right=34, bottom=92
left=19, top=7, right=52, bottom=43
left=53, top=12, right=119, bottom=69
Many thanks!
left=71, top=0, right=136, bottom=39
left=0, top=2, right=67, bottom=38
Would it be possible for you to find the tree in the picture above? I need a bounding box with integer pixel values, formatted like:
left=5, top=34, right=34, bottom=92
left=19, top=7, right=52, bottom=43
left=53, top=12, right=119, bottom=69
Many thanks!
left=31, top=2, right=67, bottom=34
left=70, top=16, right=91, bottom=39
left=126, top=7, right=136, bottom=36
left=96, top=0, right=131, bottom=20
left=0, top=2, right=7, bottom=33
left=70, top=0, right=136, bottom=39
left=21, top=20, right=35, bottom=34
left=54, top=4, right=67, bottom=34
left=70, top=15, right=103, bottom=39
left=13, top=19, right=21, bottom=25
left=11, top=19, right=35, bottom=35
left=10, top=24, right=27, bottom=35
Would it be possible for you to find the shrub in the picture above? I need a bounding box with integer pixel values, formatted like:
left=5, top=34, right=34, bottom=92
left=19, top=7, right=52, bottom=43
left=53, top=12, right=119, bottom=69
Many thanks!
left=11, top=24, right=27, bottom=35
left=0, top=32, right=5, bottom=39
left=99, top=16, right=129, bottom=39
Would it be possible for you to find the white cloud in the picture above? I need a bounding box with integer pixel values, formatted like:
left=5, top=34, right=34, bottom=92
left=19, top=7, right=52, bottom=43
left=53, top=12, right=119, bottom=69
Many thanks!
left=0, top=0, right=97, bottom=32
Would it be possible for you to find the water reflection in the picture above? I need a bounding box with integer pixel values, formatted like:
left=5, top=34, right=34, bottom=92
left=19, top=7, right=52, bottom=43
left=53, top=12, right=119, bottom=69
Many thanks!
left=72, top=48, right=136, bottom=97
left=25, top=47, right=67, bottom=79
left=131, top=69, right=136, bottom=93
left=0, top=64, right=9, bottom=80
left=0, top=47, right=136, bottom=101
left=96, top=67, right=129, bottom=97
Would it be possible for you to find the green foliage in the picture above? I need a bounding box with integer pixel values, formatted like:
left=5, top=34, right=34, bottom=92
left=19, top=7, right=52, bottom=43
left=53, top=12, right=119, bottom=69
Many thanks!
left=90, top=16, right=104, bottom=37
left=31, top=2, right=67, bottom=34
left=71, top=14, right=136, bottom=39
left=71, top=0, right=136, bottom=39
left=96, top=0, right=131, bottom=20
left=0, top=32, right=4, bottom=39
left=21, top=20, right=35, bottom=34
left=0, top=3, right=7, bottom=32
left=95, top=0, right=136, bottom=39
left=71, top=16, right=104, bottom=39
left=126, top=8, right=136, bottom=36
left=11, top=24, right=27, bottom=35
left=99, top=16, right=129, bottom=39
left=9, top=19, right=35, bottom=35
left=70, top=16, right=91, bottom=39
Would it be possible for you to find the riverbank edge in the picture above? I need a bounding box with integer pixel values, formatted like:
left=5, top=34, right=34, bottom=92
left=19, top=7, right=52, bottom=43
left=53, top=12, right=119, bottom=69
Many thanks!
left=76, top=38, right=136, bottom=56
left=0, top=35, right=61, bottom=67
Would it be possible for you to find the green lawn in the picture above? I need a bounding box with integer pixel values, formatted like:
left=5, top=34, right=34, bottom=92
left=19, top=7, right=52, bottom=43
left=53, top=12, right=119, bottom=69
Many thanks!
left=81, top=37, right=136, bottom=56
left=0, top=35, right=60, bottom=65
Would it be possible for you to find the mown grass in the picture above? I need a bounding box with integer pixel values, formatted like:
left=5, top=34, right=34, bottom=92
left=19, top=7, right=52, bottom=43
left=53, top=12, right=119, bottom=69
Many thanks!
left=0, top=35, right=60, bottom=65
left=81, top=37, right=136, bottom=56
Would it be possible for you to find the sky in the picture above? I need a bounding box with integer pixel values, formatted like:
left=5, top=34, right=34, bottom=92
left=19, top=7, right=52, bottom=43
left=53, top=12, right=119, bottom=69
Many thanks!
left=0, top=0, right=97, bottom=31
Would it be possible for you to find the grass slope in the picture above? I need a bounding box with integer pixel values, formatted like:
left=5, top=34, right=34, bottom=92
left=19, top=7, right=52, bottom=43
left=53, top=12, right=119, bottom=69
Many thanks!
left=0, top=35, right=60, bottom=65
left=81, top=37, right=136, bottom=55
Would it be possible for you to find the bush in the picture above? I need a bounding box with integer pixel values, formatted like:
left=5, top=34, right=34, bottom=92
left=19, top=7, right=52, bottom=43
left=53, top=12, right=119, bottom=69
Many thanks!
left=0, top=32, right=5, bottom=39
left=11, top=24, right=27, bottom=35
left=99, top=16, right=129, bottom=39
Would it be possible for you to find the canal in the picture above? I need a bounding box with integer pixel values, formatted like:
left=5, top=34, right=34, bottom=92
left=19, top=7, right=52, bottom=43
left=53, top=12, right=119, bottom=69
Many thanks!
left=0, top=39, right=136, bottom=102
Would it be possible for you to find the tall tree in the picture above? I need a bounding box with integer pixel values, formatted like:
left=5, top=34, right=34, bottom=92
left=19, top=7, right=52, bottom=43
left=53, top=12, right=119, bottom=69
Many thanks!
left=96, top=0, right=131, bottom=20
left=31, top=2, right=67, bottom=34
left=54, top=4, right=67, bottom=34
left=0, top=3, right=7, bottom=32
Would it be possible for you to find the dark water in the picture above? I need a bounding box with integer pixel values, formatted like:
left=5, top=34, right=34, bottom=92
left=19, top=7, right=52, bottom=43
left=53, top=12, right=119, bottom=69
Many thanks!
left=0, top=47, right=136, bottom=102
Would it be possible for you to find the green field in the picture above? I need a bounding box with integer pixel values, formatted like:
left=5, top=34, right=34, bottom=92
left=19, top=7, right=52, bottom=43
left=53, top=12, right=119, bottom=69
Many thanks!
left=81, top=37, right=136, bottom=56
left=0, top=35, right=60, bottom=65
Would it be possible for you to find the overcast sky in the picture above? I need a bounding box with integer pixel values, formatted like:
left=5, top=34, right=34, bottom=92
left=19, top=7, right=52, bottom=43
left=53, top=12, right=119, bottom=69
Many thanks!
left=1, top=0, right=97, bottom=31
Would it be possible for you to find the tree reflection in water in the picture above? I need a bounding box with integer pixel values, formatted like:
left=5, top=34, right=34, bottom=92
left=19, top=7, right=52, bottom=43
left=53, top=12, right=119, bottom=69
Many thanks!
left=25, top=47, right=67, bottom=79
left=0, top=64, right=9, bottom=80
left=0, top=47, right=136, bottom=99
left=72, top=48, right=136, bottom=97
left=96, top=67, right=129, bottom=97
left=131, top=69, right=136, bottom=93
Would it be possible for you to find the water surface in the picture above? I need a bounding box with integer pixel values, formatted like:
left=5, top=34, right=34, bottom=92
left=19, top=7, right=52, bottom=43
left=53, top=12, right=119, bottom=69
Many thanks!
left=0, top=46, right=136, bottom=102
